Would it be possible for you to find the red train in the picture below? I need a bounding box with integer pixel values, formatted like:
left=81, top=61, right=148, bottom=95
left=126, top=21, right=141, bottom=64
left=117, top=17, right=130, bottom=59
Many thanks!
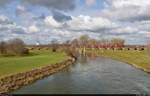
left=87, top=44, right=123, bottom=48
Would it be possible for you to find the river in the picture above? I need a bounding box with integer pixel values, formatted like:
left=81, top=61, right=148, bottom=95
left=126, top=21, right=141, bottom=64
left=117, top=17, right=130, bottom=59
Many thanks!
left=13, top=54, right=150, bottom=94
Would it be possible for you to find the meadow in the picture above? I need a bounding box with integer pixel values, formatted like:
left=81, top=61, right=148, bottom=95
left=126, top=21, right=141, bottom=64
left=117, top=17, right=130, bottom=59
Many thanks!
left=86, top=49, right=150, bottom=72
left=0, top=50, right=69, bottom=78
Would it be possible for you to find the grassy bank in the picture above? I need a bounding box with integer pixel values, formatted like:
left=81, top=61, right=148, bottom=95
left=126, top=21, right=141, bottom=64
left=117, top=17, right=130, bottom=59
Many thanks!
left=0, top=50, right=69, bottom=78
left=86, top=49, right=150, bottom=72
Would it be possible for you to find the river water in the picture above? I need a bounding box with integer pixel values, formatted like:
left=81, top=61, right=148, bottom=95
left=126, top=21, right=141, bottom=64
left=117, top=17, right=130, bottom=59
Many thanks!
left=13, top=54, right=150, bottom=94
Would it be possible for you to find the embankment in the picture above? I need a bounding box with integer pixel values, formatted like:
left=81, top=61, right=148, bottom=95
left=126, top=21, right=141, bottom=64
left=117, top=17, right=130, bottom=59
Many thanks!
left=0, top=57, right=75, bottom=94
left=86, top=50, right=150, bottom=74
left=105, top=57, right=150, bottom=74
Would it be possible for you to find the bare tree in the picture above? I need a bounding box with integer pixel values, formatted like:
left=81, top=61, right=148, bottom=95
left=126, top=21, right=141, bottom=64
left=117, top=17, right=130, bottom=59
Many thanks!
left=100, top=38, right=110, bottom=45
left=7, top=38, right=26, bottom=56
left=0, top=41, right=7, bottom=55
left=79, top=34, right=90, bottom=53
left=71, top=39, right=79, bottom=48
left=111, top=38, right=125, bottom=45
left=79, top=34, right=89, bottom=47
left=51, top=39, right=58, bottom=52
left=88, top=39, right=99, bottom=45
left=59, top=40, right=79, bottom=60
left=65, top=40, right=71, bottom=47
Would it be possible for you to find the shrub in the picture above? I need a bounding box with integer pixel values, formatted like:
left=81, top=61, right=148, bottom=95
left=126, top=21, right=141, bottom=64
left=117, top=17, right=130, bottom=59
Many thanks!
left=23, top=48, right=29, bottom=54
left=60, top=45, right=79, bottom=60
left=51, top=39, right=58, bottom=52
left=0, top=41, right=7, bottom=55
left=7, top=38, right=26, bottom=56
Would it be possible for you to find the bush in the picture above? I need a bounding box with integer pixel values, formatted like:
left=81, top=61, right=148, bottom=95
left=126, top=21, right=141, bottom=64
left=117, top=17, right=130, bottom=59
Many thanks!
left=51, top=39, right=58, bottom=52
left=60, top=45, right=79, bottom=60
left=23, top=48, right=29, bottom=54
left=6, top=38, right=26, bottom=56
left=0, top=41, right=7, bottom=55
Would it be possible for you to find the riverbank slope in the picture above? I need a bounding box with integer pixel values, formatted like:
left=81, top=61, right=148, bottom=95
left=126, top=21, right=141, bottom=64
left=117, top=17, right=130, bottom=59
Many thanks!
left=86, top=49, right=150, bottom=73
left=0, top=50, right=75, bottom=93
left=0, top=50, right=69, bottom=78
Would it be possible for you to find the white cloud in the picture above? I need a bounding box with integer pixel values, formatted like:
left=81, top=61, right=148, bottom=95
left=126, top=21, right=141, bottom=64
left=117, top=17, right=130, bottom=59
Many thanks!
left=44, top=15, right=119, bottom=32
left=28, top=25, right=39, bottom=33
left=111, top=0, right=150, bottom=8
left=0, top=15, right=26, bottom=34
left=44, top=16, right=64, bottom=28
left=86, top=0, right=95, bottom=7
left=101, top=0, right=150, bottom=21
left=0, top=15, right=9, bottom=21
left=138, top=31, right=150, bottom=38
left=113, top=26, right=138, bottom=34
left=0, top=14, right=13, bottom=25
left=0, top=13, right=148, bottom=45
left=16, top=5, right=25, bottom=11
left=68, top=15, right=119, bottom=31
left=16, top=5, right=34, bottom=19
left=42, top=14, right=149, bottom=45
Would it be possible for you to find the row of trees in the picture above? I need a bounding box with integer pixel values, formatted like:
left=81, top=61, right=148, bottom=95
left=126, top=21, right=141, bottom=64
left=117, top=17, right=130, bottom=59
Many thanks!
left=50, top=34, right=125, bottom=57
left=60, top=34, right=125, bottom=48
left=51, top=34, right=125, bottom=51
left=0, top=35, right=125, bottom=56
left=0, top=38, right=28, bottom=56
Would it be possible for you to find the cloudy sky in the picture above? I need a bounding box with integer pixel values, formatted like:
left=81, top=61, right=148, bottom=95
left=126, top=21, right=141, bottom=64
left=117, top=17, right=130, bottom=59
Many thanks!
left=0, top=0, right=150, bottom=45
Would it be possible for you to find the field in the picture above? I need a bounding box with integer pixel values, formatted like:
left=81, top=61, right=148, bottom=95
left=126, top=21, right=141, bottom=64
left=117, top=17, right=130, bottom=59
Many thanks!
left=86, top=49, right=150, bottom=72
left=0, top=50, right=69, bottom=78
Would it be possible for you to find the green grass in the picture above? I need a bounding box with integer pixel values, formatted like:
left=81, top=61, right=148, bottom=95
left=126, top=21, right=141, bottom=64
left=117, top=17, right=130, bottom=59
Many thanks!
left=0, top=50, right=69, bottom=78
left=86, top=49, right=150, bottom=71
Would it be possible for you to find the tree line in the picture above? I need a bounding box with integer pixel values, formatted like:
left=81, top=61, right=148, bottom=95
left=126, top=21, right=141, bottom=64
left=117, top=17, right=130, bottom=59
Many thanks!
left=51, top=34, right=125, bottom=50
left=50, top=34, right=126, bottom=58
left=52, top=35, right=124, bottom=49
left=2, top=34, right=149, bottom=57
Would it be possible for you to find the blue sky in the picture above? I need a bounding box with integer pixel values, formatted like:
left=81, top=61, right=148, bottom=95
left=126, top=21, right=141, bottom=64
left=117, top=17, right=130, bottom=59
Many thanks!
left=0, top=0, right=150, bottom=45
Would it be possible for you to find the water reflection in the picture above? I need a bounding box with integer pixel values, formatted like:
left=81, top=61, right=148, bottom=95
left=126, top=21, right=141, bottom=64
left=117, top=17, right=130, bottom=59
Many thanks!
left=70, top=61, right=77, bottom=68
left=78, top=56, right=87, bottom=65
left=13, top=56, right=150, bottom=94
left=86, top=53, right=100, bottom=59
left=86, top=53, right=108, bottom=60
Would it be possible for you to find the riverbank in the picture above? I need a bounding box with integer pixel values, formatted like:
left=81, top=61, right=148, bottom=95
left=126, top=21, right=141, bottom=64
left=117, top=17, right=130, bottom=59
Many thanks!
left=0, top=50, right=69, bottom=78
left=0, top=50, right=75, bottom=93
left=86, top=49, right=150, bottom=74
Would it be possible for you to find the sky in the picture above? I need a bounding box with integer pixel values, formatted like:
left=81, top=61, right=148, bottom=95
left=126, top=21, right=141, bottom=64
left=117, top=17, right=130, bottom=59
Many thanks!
left=0, top=0, right=150, bottom=45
